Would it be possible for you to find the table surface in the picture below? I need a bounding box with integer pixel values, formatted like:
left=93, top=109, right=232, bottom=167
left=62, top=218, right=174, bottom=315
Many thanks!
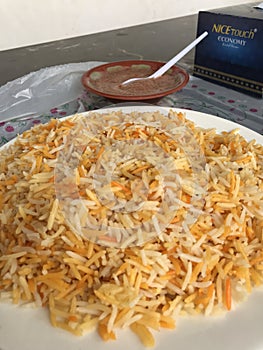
left=0, top=14, right=197, bottom=87
left=0, top=11, right=262, bottom=146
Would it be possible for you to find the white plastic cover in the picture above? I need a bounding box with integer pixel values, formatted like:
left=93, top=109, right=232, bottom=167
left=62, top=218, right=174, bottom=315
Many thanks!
left=0, top=62, right=102, bottom=122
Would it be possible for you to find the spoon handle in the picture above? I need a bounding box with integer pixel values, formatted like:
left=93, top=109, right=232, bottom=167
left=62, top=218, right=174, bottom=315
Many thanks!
left=150, top=31, right=208, bottom=79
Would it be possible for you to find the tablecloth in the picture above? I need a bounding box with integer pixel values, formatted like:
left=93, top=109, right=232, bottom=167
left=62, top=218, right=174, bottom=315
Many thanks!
left=0, top=61, right=262, bottom=147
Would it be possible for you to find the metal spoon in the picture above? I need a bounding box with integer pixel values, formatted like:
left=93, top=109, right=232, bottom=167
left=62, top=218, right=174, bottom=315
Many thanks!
left=122, top=31, right=208, bottom=86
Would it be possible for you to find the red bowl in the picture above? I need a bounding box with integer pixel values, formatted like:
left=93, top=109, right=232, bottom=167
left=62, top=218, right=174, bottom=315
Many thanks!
left=81, top=60, right=189, bottom=102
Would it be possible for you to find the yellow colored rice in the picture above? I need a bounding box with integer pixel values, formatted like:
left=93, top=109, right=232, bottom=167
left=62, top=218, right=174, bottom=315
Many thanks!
left=0, top=110, right=263, bottom=347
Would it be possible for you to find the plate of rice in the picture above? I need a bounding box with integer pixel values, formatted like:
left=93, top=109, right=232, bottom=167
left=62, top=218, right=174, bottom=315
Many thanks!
left=0, top=105, right=263, bottom=350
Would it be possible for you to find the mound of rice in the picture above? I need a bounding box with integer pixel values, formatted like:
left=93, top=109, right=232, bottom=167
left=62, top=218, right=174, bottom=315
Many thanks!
left=0, top=110, right=263, bottom=347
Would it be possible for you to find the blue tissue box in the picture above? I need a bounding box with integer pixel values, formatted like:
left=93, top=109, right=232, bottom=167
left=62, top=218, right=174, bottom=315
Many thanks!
left=194, top=2, right=263, bottom=98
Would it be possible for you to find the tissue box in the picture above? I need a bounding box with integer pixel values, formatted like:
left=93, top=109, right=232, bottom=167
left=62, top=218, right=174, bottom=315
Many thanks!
left=194, top=2, right=263, bottom=98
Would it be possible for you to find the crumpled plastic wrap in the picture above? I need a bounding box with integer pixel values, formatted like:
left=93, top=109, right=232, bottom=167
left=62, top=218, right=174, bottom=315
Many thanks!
left=0, top=62, right=102, bottom=122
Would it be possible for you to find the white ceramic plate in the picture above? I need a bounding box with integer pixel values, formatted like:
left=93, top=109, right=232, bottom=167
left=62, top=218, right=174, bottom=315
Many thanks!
left=1, top=106, right=263, bottom=350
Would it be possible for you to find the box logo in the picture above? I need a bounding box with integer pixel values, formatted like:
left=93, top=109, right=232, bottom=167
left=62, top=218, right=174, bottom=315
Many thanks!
left=212, top=24, right=256, bottom=39
left=212, top=24, right=257, bottom=47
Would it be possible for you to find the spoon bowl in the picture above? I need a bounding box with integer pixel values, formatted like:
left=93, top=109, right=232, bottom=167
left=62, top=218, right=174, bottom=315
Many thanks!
left=82, top=60, right=189, bottom=102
